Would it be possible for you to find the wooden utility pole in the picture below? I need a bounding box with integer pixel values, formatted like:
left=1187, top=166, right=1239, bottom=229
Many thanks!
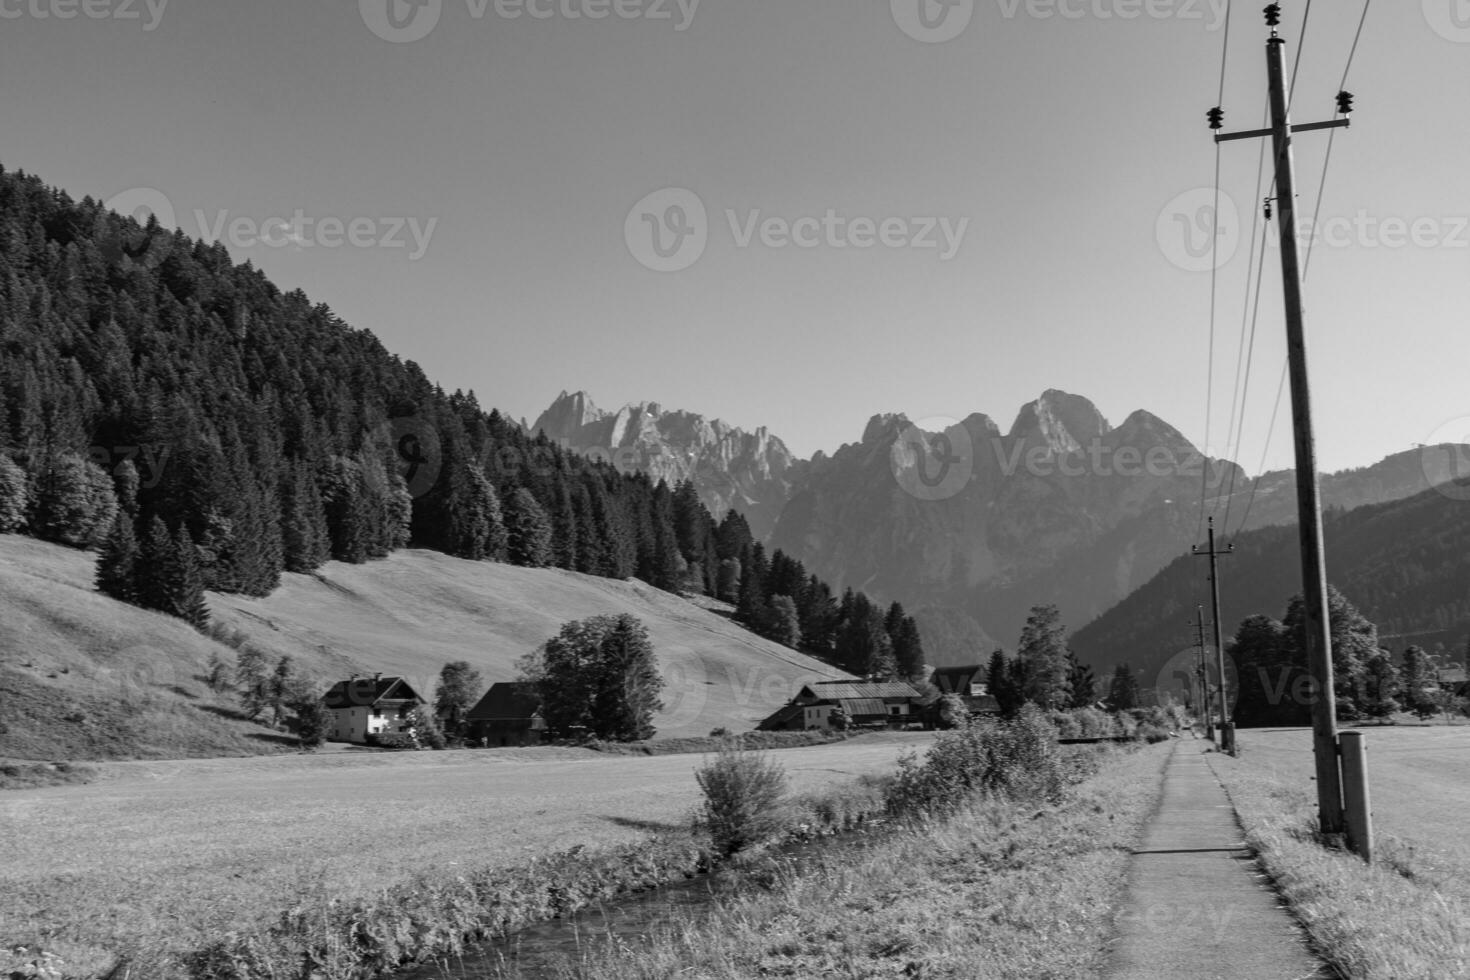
left=1193, top=606, right=1213, bottom=739
left=1209, top=3, right=1355, bottom=837
left=1193, top=516, right=1234, bottom=752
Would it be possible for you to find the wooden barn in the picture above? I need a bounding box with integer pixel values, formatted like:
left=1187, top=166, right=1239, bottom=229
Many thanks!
left=465, top=682, right=546, bottom=746
left=758, top=679, right=923, bottom=732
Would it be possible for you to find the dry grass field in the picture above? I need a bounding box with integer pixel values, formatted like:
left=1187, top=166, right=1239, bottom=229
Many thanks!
left=1208, top=725, right=1470, bottom=978
left=0, top=732, right=933, bottom=976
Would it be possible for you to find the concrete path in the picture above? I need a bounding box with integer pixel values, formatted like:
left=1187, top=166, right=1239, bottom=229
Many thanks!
left=1103, top=741, right=1335, bottom=980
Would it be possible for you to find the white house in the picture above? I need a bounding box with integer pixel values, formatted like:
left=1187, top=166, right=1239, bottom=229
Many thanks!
left=322, top=674, right=427, bottom=744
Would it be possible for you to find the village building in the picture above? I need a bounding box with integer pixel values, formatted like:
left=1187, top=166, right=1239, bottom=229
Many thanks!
left=465, top=682, right=546, bottom=747
left=322, top=674, right=426, bottom=744
left=759, top=679, right=923, bottom=732
left=928, top=664, right=1002, bottom=719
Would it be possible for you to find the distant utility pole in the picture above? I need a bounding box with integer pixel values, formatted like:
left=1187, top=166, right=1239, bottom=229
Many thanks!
left=1193, top=605, right=1214, bottom=739
left=1208, top=3, right=1357, bottom=840
left=1193, top=517, right=1234, bottom=752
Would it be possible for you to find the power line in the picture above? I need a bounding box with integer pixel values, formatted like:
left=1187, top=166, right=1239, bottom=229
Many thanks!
left=1219, top=215, right=1271, bottom=537
left=1198, top=1, right=1233, bottom=544
left=1212, top=103, right=1268, bottom=528
left=1231, top=358, right=1289, bottom=538
left=1302, top=0, right=1372, bottom=280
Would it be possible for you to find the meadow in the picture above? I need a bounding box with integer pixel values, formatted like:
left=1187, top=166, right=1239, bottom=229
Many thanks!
left=1208, top=725, right=1470, bottom=979
left=0, top=732, right=933, bottom=978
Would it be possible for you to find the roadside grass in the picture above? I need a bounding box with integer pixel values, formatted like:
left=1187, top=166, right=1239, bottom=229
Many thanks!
left=510, top=742, right=1171, bottom=980
left=1207, top=748, right=1470, bottom=979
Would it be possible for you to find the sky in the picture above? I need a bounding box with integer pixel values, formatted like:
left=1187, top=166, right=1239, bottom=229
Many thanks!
left=1, top=0, right=1466, bottom=474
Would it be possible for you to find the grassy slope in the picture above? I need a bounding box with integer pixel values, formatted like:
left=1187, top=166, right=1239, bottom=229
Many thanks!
left=0, top=534, right=851, bottom=760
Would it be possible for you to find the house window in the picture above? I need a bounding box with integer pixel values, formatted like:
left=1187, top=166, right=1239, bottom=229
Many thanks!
left=889, top=706, right=901, bottom=715
left=373, top=708, right=381, bottom=718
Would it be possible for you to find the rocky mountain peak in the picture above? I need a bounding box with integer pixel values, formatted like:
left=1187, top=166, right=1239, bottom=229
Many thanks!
left=1007, top=390, right=1111, bottom=455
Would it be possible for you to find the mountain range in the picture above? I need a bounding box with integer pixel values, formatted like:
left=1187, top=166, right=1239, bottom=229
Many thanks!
left=532, top=390, right=1470, bottom=665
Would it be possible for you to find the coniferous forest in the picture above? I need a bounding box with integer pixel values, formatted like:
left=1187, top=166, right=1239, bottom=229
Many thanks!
left=0, top=166, right=922, bottom=677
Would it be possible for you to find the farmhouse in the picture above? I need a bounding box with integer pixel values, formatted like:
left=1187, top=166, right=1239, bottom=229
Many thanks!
left=929, top=664, right=1002, bottom=718
left=322, top=674, right=426, bottom=744
left=759, top=679, right=923, bottom=731
left=465, top=682, right=546, bottom=747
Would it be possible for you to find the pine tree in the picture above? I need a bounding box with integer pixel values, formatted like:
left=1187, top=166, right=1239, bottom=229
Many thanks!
left=1360, top=650, right=1401, bottom=719
left=95, top=510, right=140, bottom=603
left=1401, top=646, right=1439, bottom=719
left=1106, top=663, right=1140, bottom=711
left=0, top=454, right=29, bottom=532
left=1066, top=652, right=1097, bottom=708
left=170, top=526, right=210, bottom=628
left=1017, top=604, right=1071, bottom=709
left=32, top=451, right=118, bottom=549
left=282, top=462, right=330, bottom=573
left=136, top=516, right=175, bottom=614
left=505, top=487, right=553, bottom=567
left=766, top=594, right=802, bottom=649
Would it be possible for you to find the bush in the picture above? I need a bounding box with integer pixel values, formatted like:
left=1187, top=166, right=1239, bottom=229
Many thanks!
left=694, top=743, right=790, bottom=857
left=366, top=732, right=417, bottom=750
left=886, top=705, right=1064, bottom=815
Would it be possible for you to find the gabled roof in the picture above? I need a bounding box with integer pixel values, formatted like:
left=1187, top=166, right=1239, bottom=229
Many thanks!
left=837, top=698, right=889, bottom=718
left=322, top=675, right=425, bottom=709
left=797, top=680, right=921, bottom=702
left=931, top=665, right=986, bottom=695
left=756, top=702, right=806, bottom=731
left=466, top=682, right=542, bottom=722
left=1439, top=667, right=1467, bottom=685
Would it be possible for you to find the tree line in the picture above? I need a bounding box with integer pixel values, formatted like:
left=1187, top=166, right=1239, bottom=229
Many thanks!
left=0, top=166, right=914, bottom=669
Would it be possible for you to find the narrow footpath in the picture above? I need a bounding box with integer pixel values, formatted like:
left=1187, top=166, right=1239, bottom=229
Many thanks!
left=1103, top=740, right=1336, bottom=980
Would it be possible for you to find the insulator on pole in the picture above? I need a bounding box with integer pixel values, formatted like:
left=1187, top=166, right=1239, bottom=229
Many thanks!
left=1207, top=106, right=1225, bottom=130
left=1264, top=4, right=1281, bottom=28
left=1336, top=90, right=1355, bottom=116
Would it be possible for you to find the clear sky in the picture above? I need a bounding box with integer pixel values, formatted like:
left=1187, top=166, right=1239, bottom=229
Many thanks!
left=1, top=0, right=1465, bottom=473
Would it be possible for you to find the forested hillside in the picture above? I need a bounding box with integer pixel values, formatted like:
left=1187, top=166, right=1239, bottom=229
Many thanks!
left=1071, top=480, right=1470, bottom=684
left=0, top=166, right=918, bottom=679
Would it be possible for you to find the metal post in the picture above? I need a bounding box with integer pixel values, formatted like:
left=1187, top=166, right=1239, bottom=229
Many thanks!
left=1264, top=28, right=1345, bottom=835
left=1197, top=606, right=1214, bottom=739
left=1205, top=518, right=1233, bottom=753
left=1340, top=732, right=1373, bottom=862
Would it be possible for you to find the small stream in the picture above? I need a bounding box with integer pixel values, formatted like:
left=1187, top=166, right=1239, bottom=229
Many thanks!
left=398, top=821, right=888, bottom=980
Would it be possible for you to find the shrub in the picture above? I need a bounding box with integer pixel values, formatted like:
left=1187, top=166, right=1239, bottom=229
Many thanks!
left=366, top=732, right=417, bottom=750
left=886, top=705, right=1065, bottom=815
left=694, top=743, right=789, bottom=857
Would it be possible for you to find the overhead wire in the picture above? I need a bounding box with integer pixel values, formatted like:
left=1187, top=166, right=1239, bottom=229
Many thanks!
left=1197, top=0, right=1232, bottom=545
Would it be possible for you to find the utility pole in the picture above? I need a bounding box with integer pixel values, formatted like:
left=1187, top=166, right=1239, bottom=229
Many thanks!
left=1193, top=516, right=1234, bottom=753
left=1208, top=3, right=1356, bottom=839
left=1193, top=606, right=1213, bottom=739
